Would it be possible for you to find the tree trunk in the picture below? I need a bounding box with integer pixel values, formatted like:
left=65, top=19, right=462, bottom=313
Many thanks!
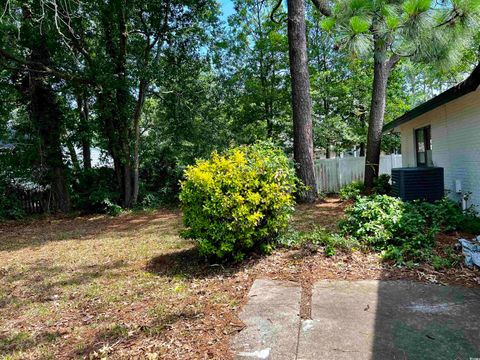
left=359, top=142, right=365, bottom=157
left=99, top=1, right=134, bottom=208
left=132, top=80, right=147, bottom=206
left=76, top=94, right=92, bottom=170
left=287, top=0, right=317, bottom=203
left=67, top=140, right=80, bottom=171
left=28, top=36, right=71, bottom=212
left=364, top=39, right=390, bottom=191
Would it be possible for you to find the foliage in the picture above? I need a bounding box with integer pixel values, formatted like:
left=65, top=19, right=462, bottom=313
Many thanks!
left=0, top=186, right=25, bottom=221
left=431, top=250, right=459, bottom=271
left=339, top=181, right=364, bottom=201
left=180, top=142, right=297, bottom=261
left=458, top=216, right=480, bottom=234
left=71, top=168, right=120, bottom=214
left=278, top=226, right=359, bottom=257
left=340, top=194, right=480, bottom=265
left=0, top=0, right=479, bottom=216
left=372, top=174, right=392, bottom=195
left=340, top=195, right=406, bottom=250
left=102, top=199, right=123, bottom=217
left=339, top=174, right=390, bottom=201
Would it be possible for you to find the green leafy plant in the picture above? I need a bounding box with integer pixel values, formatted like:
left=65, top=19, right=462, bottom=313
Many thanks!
left=372, top=174, right=392, bottom=195
left=458, top=216, right=480, bottom=234
left=0, top=192, right=25, bottom=221
left=278, top=226, right=359, bottom=257
left=339, top=195, right=436, bottom=264
left=0, top=178, right=26, bottom=220
left=179, top=142, right=297, bottom=261
left=431, top=251, right=459, bottom=271
left=339, top=195, right=404, bottom=249
left=339, top=180, right=364, bottom=201
left=71, top=168, right=120, bottom=214
left=340, top=194, right=480, bottom=265
left=103, top=199, right=123, bottom=217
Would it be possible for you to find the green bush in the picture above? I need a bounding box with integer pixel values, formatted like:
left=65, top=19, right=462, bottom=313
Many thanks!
left=339, top=181, right=364, bottom=201
left=340, top=194, right=480, bottom=265
left=372, top=174, right=392, bottom=195
left=339, top=195, right=405, bottom=249
left=71, top=168, right=120, bottom=214
left=0, top=192, right=25, bottom=220
left=339, top=195, right=438, bottom=264
left=179, top=142, right=297, bottom=261
left=458, top=216, right=480, bottom=234
left=0, top=177, right=26, bottom=221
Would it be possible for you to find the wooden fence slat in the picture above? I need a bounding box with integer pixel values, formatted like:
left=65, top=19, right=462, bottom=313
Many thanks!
left=315, top=154, right=402, bottom=193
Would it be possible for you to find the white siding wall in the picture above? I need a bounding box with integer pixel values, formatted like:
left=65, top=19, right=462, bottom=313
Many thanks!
left=399, top=90, right=480, bottom=210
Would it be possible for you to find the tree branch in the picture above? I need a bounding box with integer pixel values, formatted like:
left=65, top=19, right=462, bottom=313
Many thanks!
left=0, top=47, right=88, bottom=83
left=310, top=0, right=332, bottom=17
left=387, top=53, right=401, bottom=70
left=270, top=0, right=283, bottom=24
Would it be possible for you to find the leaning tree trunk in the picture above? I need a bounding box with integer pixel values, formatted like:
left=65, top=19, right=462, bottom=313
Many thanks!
left=287, top=0, right=317, bottom=203
left=364, top=40, right=390, bottom=191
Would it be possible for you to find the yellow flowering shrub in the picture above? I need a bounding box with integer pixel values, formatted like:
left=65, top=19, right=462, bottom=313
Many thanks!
left=179, top=142, right=297, bottom=261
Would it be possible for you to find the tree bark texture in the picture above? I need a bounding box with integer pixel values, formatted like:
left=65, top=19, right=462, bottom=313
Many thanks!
left=76, top=94, right=92, bottom=170
left=287, top=0, right=317, bottom=202
left=364, top=38, right=390, bottom=190
left=28, top=36, right=71, bottom=212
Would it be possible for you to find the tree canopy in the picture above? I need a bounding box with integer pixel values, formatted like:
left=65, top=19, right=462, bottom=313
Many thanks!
left=0, top=0, right=478, bottom=215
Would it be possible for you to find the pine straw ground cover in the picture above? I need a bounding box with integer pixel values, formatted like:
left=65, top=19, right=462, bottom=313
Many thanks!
left=1, top=197, right=479, bottom=359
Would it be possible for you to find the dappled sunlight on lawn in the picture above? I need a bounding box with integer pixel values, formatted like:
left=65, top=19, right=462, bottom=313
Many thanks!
left=1, top=200, right=479, bottom=359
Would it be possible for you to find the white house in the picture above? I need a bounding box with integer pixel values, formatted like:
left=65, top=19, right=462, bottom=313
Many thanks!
left=383, top=64, right=480, bottom=210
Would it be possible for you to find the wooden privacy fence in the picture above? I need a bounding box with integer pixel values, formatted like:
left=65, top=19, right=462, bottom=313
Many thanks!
left=314, top=154, right=402, bottom=193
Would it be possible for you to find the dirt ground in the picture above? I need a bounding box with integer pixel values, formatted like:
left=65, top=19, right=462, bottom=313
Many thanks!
left=0, top=197, right=479, bottom=359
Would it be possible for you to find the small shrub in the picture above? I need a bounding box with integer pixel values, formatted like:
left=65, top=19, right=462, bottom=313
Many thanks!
left=458, top=216, right=480, bottom=234
left=339, top=195, right=436, bottom=264
left=0, top=193, right=25, bottom=220
left=340, top=194, right=480, bottom=265
left=304, top=227, right=359, bottom=252
left=72, top=168, right=120, bottom=214
left=103, top=199, right=122, bottom=217
left=372, top=174, right=391, bottom=195
left=339, top=195, right=404, bottom=249
left=339, top=181, right=364, bottom=201
left=0, top=179, right=26, bottom=220
left=139, top=193, right=162, bottom=209
left=431, top=251, right=459, bottom=271
left=180, top=142, right=297, bottom=261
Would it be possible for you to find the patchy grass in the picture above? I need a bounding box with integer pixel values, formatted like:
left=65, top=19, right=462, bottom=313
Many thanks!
left=0, top=199, right=478, bottom=359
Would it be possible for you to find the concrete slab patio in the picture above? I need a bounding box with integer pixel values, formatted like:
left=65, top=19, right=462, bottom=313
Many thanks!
left=231, top=279, right=480, bottom=360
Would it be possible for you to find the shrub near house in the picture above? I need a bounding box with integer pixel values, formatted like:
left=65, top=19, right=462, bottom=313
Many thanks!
left=180, top=142, right=297, bottom=261
left=339, top=194, right=480, bottom=265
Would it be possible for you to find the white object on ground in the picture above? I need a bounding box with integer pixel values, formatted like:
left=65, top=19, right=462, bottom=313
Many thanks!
left=237, top=348, right=271, bottom=359
left=458, top=238, right=480, bottom=268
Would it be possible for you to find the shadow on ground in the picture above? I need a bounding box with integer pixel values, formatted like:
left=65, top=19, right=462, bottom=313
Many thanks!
left=371, top=277, right=480, bottom=360
left=0, top=210, right=181, bottom=252
left=146, top=247, right=264, bottom=280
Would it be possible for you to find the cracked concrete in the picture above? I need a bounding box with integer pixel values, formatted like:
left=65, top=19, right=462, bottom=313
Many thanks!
left=231, top=279, right=480, bottom=360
